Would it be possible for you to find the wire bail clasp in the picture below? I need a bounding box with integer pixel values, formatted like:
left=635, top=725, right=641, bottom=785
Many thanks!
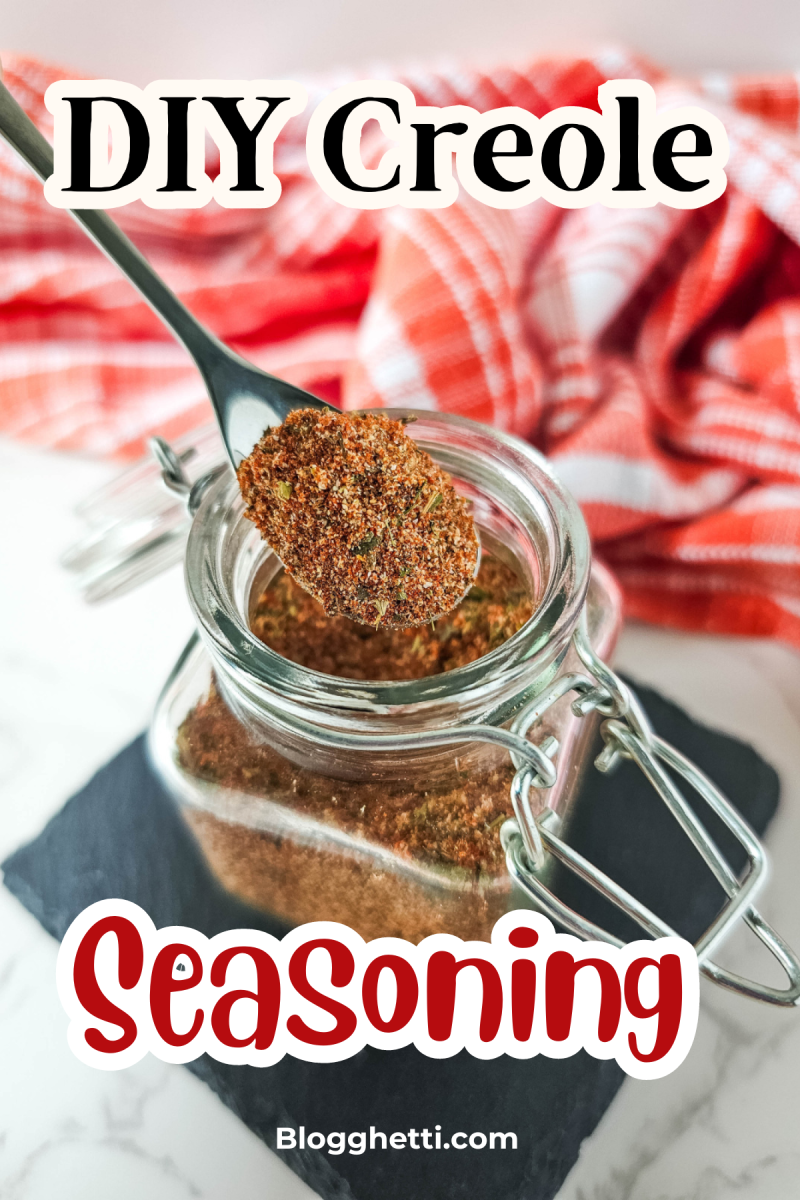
left=503, top=610, right=800, bottom=1008
left=150, top=436, right=227, bottom=515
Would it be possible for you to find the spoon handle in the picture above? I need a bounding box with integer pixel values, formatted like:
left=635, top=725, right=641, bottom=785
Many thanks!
left=0, top=76, right=332, bottom=464
left=0, top=79, right=227, bottom=379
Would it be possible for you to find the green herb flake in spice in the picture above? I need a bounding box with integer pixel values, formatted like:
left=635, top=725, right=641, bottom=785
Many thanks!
left=237, top=409, right=479, bottom=629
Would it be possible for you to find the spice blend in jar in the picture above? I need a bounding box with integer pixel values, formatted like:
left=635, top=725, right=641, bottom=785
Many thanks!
left=249, top=556, right=532, bottom=681
left=177, top=554, right=536, bottom=940
left=236, top=408, right=479, bottom=629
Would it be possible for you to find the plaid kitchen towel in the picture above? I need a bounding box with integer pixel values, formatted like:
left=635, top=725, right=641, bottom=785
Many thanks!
left=2, top=51, right=800, bottom=644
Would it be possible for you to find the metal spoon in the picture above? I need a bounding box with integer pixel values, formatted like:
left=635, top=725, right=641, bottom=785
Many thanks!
left=0, top=77, right=332, bottom=467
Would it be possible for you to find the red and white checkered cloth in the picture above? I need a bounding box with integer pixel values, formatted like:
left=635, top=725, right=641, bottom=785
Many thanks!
left=2, top=51, right=800, bottom=646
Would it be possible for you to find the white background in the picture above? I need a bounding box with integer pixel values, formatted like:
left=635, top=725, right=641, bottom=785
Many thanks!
left=3, top=0, right=800, bottom=82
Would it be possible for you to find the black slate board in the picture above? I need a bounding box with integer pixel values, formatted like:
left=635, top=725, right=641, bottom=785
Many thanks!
left=2, top=679, right=780, bottom=1200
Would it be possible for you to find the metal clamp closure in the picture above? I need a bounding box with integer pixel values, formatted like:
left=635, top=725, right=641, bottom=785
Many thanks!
left=502, top=610, right=800, bottom=1007
left=150, top=436, right=227, bottom=515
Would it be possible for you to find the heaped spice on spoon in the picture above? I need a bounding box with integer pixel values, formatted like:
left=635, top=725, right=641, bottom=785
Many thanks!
left=236, top=409, right=479, bottom=629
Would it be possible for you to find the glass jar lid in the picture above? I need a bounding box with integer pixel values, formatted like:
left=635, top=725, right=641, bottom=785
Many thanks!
left=61, top=423, right=226, bottom=602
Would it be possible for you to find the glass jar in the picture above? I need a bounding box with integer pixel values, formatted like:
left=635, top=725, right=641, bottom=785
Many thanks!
left=148, top=410, right=621, bottom=943
left=64, top=411, right=800, bottom=1005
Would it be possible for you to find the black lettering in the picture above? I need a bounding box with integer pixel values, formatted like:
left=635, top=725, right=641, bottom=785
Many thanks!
left=409, top=122, right=468, bottom=191
left=612, top=96, right=644, bottom=192
left=157, top=96, right=196, bottom=193
left=472, top=123, right=533, bottom=193
left=322, top=96, right=401, bottom=193
left=64, top=96, right=149, bottom=192
left=202, top=96, right=289, bottom=191
left=541, top=123, right=604, bottom=192
left=652, top=124, right=712, bottom=193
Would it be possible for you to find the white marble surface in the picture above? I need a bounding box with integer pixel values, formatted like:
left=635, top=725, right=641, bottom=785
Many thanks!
left=1, top=433, right=800, bottom=1199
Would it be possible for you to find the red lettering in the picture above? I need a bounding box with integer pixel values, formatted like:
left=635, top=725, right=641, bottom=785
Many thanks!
left=511, top=959, right=537, bottom=1041
left=210, top=946, right=281, bottom=1049
left=73, top=916, right=143, bottom=1053
left=508, top=928, right=539, bottom=948
left=509, top=927, right=538, bottom=1042
left=362, top=955, right=418, bottom=1033
left=625, top=955, right=683, bottom=1063
left=427, top=952, right=503, bottom=1042
left=150, top=943, right=203, bottom=1047
left=546, top=953, right=621, bottom=1042
left=286, top=939, right=357, bottom=1046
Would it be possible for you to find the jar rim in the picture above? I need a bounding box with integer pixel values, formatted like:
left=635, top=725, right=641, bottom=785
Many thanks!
left=184, top=410, right=591, bottom=720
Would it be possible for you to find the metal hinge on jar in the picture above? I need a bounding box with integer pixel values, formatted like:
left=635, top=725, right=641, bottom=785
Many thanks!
left=499, top=611, right=800, bottom=1008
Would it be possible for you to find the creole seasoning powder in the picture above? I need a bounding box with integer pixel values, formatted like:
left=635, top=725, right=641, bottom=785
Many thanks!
left=250, top=556, right=532, bottom=681
left=236, top=409, right=479, bottom=629
left=177, top=554, right=534, bottom=941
